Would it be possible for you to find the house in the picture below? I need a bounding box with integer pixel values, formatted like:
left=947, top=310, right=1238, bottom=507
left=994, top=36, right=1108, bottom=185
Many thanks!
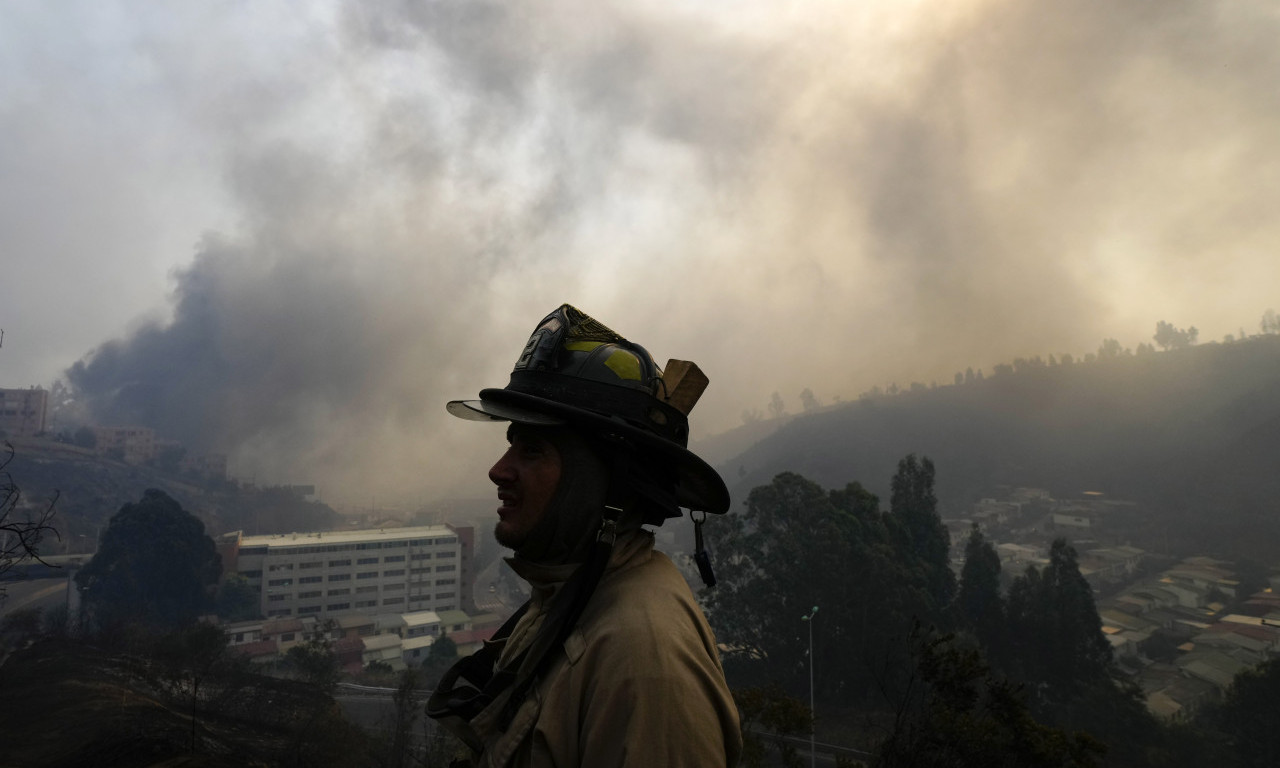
left=362, top=633, right=406, bottom=671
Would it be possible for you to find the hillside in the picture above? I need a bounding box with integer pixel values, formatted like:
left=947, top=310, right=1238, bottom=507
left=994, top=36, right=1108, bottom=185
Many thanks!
left=2, top=439, right=343, bottom=548
left=0, top=640, right=372, bottom=767
left=721, top=336, right=1280, bottom=558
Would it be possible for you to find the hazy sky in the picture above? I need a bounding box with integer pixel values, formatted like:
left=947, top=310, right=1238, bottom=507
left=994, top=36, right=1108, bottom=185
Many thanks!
left=3, top=0, right=1279, bottom=506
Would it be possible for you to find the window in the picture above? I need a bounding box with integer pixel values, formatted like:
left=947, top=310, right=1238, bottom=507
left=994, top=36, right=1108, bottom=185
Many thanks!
left=299, top=590, right=321, bottom=599
left=327, top=602, right=350, bottom=611
left=240, top=570, right=263, bottom=578
left=327, top=588, right=350, bottom=596
left=357, top=557, right=378, bottom=565
left=268, top=563, right=294, bottom=572
left=328, top=559, right=351, bottom=567
left=437, top=551, right=457, bottom=558
left=383, top=597, right=404, bottom=605
left=268, top=594, right=288, bottom=602
left=383, top=569, right=405, bottom=577
left=355, top=600, right=377, bottom=609
left=436, top=592, right=456, bottom=600
left=327, top=574, right=351, bottom=582
left=300, top=576, right=322, bottom=584
left=411, top=553, right=432, bottom=561
left=356, top=585, right=378, bottom=594
left=435, top=564, right=456, bottom=573
left=409, top=594, right=428, bottom=603
left=298, top=605, right=321, bottom=615
left=282, top=633, right=296, bottom=641
left=411, top=567, right=431, bottom=575
left=357, top=571, right=378, bottom=580
left=267, top=608, right=292, bottom=617
left=299, top=561, right=322, bottom=569
left=435, top=578, right=456, bottom=586
left=240, top=546, right=268, bottom=556
left=383, top=555, right=405, bottom=563
left=268, top=578, right=293, bottom=587
left=384, top=583, right=404, bottom=591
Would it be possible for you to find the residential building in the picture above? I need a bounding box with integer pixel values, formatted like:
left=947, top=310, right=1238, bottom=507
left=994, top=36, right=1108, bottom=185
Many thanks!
left=92, top=425, right=157, bottom=463
left=226, top=525, right=467, bottom=621
left=0, top=387, right=47, bottom=437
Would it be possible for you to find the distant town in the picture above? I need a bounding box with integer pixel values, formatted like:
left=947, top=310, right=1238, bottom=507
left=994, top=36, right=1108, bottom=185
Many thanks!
left=946, top=486, right=1280, bottom=720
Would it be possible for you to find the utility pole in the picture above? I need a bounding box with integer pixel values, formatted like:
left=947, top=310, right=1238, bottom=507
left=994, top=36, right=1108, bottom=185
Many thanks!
left=801, top=605, right=819, bottom=768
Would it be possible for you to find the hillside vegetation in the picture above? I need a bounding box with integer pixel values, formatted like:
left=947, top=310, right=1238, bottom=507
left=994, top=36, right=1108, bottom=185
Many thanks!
left=723, top=335, right=1280, bottom=559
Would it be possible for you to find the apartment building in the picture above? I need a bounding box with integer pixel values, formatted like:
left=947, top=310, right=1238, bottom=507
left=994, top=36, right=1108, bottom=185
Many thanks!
left=92, top=425, right=157, bottom=463
left=227, top=525, right=466, bottom=620
left=0, top=387, right=48, bottom=438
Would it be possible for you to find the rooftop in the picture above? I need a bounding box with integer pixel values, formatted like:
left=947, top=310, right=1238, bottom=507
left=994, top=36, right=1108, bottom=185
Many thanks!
left=239, top=525, right=455, bottom=548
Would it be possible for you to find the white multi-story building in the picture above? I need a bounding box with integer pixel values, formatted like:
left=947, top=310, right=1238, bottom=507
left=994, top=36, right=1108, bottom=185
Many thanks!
left=226, top=525, right=465, bottom=620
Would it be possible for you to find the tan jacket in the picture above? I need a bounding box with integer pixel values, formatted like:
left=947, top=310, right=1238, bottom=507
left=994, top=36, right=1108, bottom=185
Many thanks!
left=461, top=531, right=742, bottom=767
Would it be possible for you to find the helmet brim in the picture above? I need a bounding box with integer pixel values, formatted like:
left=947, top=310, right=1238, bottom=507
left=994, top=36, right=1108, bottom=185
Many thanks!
left=446, top=399, right=566, bottom=426
left=447, top=390, right=730, bottom=514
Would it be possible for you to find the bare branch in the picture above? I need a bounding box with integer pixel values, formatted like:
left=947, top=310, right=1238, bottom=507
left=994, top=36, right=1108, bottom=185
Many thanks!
left=1, top=443, right=61, bottom=599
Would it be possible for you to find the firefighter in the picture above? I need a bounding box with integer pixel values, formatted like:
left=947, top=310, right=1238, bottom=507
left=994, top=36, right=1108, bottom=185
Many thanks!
left=428, top=304, right=741, bottom=767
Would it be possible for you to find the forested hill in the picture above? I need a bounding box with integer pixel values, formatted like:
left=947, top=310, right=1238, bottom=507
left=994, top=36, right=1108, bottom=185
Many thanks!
left=720, top=335, right=1280, bottom=552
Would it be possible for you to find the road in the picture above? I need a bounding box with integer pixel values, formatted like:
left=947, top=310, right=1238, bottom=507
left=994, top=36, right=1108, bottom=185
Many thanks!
left=0, top=576, right=71, bottom=620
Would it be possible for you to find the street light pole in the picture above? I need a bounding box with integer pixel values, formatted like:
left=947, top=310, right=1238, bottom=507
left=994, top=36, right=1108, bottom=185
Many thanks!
left=801, top=605, right=819, bottom=768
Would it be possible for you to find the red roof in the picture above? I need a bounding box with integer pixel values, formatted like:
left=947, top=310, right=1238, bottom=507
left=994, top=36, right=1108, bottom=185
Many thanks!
left=447, top=627, right=498, bottom=646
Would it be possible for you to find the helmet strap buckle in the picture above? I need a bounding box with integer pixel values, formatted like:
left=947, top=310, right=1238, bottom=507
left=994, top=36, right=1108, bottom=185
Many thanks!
left=691, top=510, right=717, bottom=588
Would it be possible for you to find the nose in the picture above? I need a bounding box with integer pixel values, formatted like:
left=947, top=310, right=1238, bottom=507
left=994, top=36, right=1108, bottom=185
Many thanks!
left=489, top=445, right=517, bottom=486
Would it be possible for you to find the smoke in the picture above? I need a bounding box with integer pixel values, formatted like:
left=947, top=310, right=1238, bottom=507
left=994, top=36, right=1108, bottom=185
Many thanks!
left=32, top=0, right=1280, bottom=503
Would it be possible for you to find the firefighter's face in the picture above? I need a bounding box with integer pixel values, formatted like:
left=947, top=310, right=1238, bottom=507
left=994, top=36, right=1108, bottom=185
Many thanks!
left=489, top=425, right=562, bottom=550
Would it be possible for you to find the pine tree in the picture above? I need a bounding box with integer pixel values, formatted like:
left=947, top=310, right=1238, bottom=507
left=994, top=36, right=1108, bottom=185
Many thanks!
left=958, top=524, right=1004, bottom=656
left=888, top=455, right=956, bottom=615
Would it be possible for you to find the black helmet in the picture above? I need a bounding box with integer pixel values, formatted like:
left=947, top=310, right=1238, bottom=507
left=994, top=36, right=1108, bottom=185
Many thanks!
left=447, top=304, right=730, bottom=515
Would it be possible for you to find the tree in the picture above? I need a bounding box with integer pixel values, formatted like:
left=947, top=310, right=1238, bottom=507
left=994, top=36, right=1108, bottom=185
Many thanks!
left=150, top=622, right=243, bottom=753
left=706, top=469, right=939, bottom=707
left=799, top=388, right=819, bottom=412
left=1003, top=540, right=1114, bottom=696
left=957, top=524, right=1004, bottom=655
left=1260, top=309, right=1279, bottom=335
left=215, top=574, right=261, bottom=622
left=381, top=667, right=424, bottom=768
left=768, top=391, right=786, bottom=419
left=872, top=625, right=1103, bottom=768
left=888, top=455, right=955, bottom=614
left=0, top=607, right=44, bottom=650
left=75, top=489, right=221, bottom=632
left=1097, top=338, right=1125, bottom=359
left=287, top=635, right=342, bottom=692
left=734, top=685, right=812, bottom=768
left=72, top=425, right=97, bottom=449
left=1207, top=657, right=1280, bottom=767
left=1153, top=320, right=1198, bottom=351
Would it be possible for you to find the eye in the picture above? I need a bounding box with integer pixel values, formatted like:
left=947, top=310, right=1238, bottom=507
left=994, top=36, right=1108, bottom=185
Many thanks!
left=520, top=441, right=548, bottom=458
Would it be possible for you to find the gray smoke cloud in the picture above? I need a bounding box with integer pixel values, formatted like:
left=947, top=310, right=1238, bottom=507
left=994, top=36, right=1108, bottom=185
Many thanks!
left=8, top=0, right=1279, bottom=505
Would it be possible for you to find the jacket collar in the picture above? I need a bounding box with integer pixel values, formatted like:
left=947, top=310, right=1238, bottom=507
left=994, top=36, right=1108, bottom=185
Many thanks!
left=505, top=528, right=655, bottom=599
